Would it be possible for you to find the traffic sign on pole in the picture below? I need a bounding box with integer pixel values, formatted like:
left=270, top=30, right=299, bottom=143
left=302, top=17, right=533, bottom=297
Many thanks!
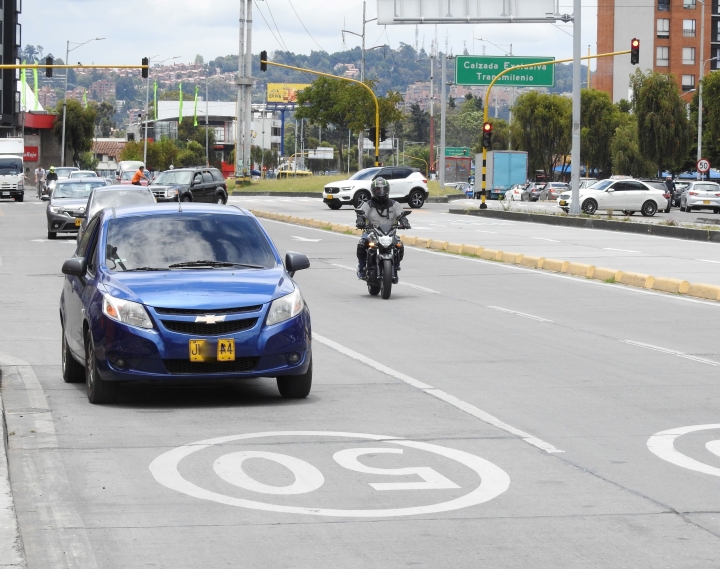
left=444, top=147, right=471, bottom=157
left=697, top=158, right=711, bottom=173
left=455, top=56, right=555, bottom=87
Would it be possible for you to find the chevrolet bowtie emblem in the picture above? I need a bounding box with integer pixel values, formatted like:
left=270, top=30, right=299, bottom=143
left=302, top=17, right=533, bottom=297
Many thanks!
left=194, top=315, right=226, bottom=324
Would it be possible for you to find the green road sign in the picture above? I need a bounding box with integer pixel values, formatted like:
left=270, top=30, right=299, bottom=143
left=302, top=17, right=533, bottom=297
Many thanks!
left=455, top=56, right=555, bottom=87
left=445, top=147, right=471, bottom=157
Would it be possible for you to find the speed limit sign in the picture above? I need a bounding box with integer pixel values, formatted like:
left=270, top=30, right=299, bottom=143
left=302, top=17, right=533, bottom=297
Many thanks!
left=697, top=158, right=711, bottom=173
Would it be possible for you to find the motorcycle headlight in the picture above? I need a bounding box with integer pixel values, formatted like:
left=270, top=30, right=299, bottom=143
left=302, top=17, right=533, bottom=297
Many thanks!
left=378, top=236, right=393, bottom=247
left=165, top=188, right=179, bottom=198
left=50, top=206, right=64, bottom=214
left=102, top=294, right=154, bottom=329
left=266, top=288, right=304, bottom=326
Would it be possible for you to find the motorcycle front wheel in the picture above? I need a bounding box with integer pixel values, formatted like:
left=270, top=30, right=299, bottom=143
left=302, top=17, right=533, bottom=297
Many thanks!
left=380, top=258, right=393, bottom=299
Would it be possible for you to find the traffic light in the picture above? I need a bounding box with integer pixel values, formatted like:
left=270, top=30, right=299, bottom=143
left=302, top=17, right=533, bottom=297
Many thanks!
left=368, top=126, right=377, bottom=143
left=380, top=127, right=387, bottom=142
left=630, top=38, right=640, bottom=65
left=482, top=122, right=493, bottom=149
left=260, top=50, right=267, bottom=72
left=45, top=57, right=53, bottom=78
left=141, top=57, right=149, bottom=79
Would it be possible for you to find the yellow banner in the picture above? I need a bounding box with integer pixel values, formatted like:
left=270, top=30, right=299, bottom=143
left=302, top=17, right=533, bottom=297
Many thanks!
left=267, top=83, right=311, bottom=104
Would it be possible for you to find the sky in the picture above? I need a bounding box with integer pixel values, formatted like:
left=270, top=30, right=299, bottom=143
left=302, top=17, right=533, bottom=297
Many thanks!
left=23, top=1, right=597, bottom=70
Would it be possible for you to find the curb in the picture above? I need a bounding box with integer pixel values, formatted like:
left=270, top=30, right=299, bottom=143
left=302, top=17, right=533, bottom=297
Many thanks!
left=250, top=209, right=720, bottom=303
left=448, top=207, right=720, bottom=243
left=0, top=368, right=26, bottom=568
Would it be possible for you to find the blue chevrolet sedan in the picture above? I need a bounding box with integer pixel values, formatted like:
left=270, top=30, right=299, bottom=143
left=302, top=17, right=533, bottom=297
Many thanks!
left=59, top=204, right=311, bottom=404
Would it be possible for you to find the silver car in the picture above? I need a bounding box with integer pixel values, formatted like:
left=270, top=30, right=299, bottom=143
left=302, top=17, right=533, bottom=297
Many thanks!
left=680, top=181, right=720, bottom=213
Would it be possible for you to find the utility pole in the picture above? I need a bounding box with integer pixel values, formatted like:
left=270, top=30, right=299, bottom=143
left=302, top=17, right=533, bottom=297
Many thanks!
left=205, top=75, right=209, bottom=167
left=429, top=40, right=435, bottom=179
left=243, top=0, right=253, bottom=176
left=439, top=52, right=447, bottom=190
left=569, top=0, right=582, bottom=215
left=235, top=0, right=246, bottom=178
left=697, top=0, right=706, bottom=179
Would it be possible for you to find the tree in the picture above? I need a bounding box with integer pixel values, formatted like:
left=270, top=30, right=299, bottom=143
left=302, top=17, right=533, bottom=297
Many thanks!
left=580, top=89, right=621, bottom=177
left=690, top=70, right=720, bottom=166
left=631, top=69, right=689, bottom=172
left=610, top=114, right=656, bottom=177
left=53, top=99, right=97, bottom=166
left=176, top=141, right=206, bottom=167
left=116, top=77, right=138, bottom=102
left=194, top=54, right=204, bottom=65
left=407, top=103, right=429, bottom=142
left=94, top=101, right=116, bottom=137
left=511, top=91, right=571, bottom=179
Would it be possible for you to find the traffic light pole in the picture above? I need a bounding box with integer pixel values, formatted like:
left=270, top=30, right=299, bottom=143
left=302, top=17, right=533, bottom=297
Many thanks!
left=478, top=49, right=631, bottom=211
left=259, top=58, right=381, bottom=166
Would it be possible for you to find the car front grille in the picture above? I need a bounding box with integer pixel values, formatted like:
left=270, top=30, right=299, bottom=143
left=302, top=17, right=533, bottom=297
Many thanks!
left=152, top=190, right=166, bottom=199
left=163, top=357, right=260, bottom=375
left=161, top=318, right=258, bottom=336
left=325, top=187, right=340, bottom=194
left=154, top=305, right=262, bottom=316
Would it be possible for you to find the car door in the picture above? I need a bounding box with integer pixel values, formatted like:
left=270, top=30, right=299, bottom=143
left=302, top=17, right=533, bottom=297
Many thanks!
left=601, top=181, right=627, bottom=209
left=190, top=172, right=205, bottom=201
left=389, top=168, right=413, bottom=199
left=63, top=216, right=100, bottom=356
left=202, top=171, right=216, bottom=201
left=621, top=181, right=648, bottom=210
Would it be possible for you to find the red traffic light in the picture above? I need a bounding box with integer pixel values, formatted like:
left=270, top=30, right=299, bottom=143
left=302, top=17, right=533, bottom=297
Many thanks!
left=630, top=38, right=640, bottom=65
left=483, top=122, right=492, bottom=133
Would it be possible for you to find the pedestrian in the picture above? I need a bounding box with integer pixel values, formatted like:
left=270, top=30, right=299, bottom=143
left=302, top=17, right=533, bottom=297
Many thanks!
left=131, top=166, right=149, bottom=186
left=34, top=164, right=46, bottom=199
left=664, top=175, right=677, bottom=206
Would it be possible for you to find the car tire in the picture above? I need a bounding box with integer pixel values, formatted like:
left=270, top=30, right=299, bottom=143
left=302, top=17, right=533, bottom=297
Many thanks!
left=327, top=202, right=342, bottom=210
left=408, top=189, right=426, bottom=209
left=214, top=192, right=226, bottom=205
left=641, top=200, right=658, bottom=217
left=277, top=358, right=312, bottom=399
left=47, top=231, right=57, bottom=240
left=16, top=195, right=23, bottom=202
left=581, top=199, right=598, bottom=215
left=353, top=190, right=371, bottom=209
left=62, top=328, right=85, bottom=383
left=181, top=195, right=192, bottom=202
left=85, top=329, right=118, bottom=404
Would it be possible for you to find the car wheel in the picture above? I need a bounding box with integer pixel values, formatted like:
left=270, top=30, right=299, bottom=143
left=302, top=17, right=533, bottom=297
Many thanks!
left=277, top=358, right=312, bottom=399
left=181, top=195, right=192, bottom=202
left=47, top=231, right=56, bottom=240
left=408, top=189, right=425, bottom=209
left=641, top=200, right=658, bottom=217
left=215, top=193, right=226, bottom=205
left=581, top=199, right=598, bottom=215
left=686, top=205, right=693, bottom=213
left=561, top=208, right=569, bottom=214
left=16, top=195, right=23, bottom=202
left=62, top=328, right=85, bottom=383
left=353, top=190, right=371, bottom=208
left=85, top=329, right=118, bottom=404
left=327, top=201, right=342, bottom=210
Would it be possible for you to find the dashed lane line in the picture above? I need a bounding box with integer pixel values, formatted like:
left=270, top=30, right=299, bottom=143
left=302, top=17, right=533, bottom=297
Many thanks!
left=312, top=333, right=564, bottom=454
left=620, top=340, right=720, bottom=366
left=328, top=263, right=440, bottom=294
left=696, top=259, right=720, bottom=264
left=603, top=248, right=641, bottom=253
left=487, top=306, right=554, bottom=323
left=531, top=237, right=560, bottom=243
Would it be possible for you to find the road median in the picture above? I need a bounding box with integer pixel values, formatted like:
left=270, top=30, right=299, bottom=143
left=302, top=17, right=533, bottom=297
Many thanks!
left=250, top=209, right=720, bottom=303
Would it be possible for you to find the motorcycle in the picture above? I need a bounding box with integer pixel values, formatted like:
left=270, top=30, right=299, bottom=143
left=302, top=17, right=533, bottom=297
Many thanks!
left=42, top=179, right=56, bottom=201
left=356, top=210, right=411, bottom=300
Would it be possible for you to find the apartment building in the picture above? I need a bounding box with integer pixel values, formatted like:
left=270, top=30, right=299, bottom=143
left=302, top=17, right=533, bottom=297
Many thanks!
left=597, top=0, right=717, bottom=102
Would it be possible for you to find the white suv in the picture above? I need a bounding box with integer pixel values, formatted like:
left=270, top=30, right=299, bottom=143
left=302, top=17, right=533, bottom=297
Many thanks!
left=323, top=167, right=429, bottom=209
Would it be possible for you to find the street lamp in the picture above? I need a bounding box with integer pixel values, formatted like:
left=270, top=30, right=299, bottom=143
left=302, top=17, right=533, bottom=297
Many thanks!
left=697, top=55, right=718, bottom=179
left=143, top=55, right=181, bottom=165
left=61, top=37, right=105, bottom=166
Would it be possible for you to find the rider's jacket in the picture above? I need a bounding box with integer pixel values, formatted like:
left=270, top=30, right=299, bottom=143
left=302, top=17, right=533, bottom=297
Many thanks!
left=359, top=198, right=405, bottom=229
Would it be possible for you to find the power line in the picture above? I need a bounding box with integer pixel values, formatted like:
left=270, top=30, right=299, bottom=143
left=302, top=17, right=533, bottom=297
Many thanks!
left=287, top=0, right=348, bottom=66
left=257, top=0, right=315, bottom=79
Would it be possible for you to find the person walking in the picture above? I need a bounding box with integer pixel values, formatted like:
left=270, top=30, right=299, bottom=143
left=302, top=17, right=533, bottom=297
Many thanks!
left=34, top=164, right=46, bottom=199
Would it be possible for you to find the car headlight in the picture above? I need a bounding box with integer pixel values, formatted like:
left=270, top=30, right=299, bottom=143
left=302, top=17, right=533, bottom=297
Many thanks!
left=165, top=188, right=179, bottom=198
left=340, top=186, right=353, bottom=191
left=50, top=206, right=64, bottom=214
left=78, top=207, right=86, bottom=213
left=102, top=294, right=154, bottom=329
left=266, top=288, right=304, bottom=326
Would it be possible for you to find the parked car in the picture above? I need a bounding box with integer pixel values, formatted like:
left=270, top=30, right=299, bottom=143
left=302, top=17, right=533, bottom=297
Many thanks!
left=69, top=170, right=99, bottom=178
left=76, top=185, right=157, bottom=241
left=579, top=178, right=599, bottom=189
left=506, top=183, right=529, bottom=201
left=679, top=181, right=720, bottom=213
left=323, top=166, right=429, bottom=209
left=59, top=204, right=312, bottom=404
left=526, top=182, right=547, bottom=201
left=557, top=178, right=669, bottom=216
left=637, top=180, right=672, bottom=213
left=542, top=182, right=570, bottom=201
left=46, top=178, right=109, bottom=239
left=149, top=167, right=228, bottom=203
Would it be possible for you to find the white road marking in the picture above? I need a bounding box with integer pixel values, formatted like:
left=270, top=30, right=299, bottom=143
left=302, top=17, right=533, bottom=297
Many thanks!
left=398, top=282, right=440, bottom=294
left=695, top=258, right=720, bottom=264
left=621, top=340, right=720, bottom=366
left=150, top=431, right=510, bottom=517
left=648, top=424, right=720, bottom=477
left=475, top=230, right=497, bottom=234
left=330, top=263, right=355, bottom=271
left=291, top=236, right=322, bottom=242
left=603, top=248, right=641, bottom=253
left=313, top=333, right=563, bottom=453
left=531, top=237, right=560, bottom=243
left=487, top=306, right=554, bottom=323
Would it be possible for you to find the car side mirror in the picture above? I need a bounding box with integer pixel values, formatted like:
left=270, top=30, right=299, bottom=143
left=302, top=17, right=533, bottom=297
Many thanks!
left=62, top=257, right=87, bottom=277
left=607, top=188, right=615, bottom=192
left=285, top=252, right=310, bottom=278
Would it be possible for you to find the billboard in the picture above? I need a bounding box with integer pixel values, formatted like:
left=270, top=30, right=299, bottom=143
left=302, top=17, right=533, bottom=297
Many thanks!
left=267, top=83, right=311, bottom=104
left=377, top=0, right=558, bottom=24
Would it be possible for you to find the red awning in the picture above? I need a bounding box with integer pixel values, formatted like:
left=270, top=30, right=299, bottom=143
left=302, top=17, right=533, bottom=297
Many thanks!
left=23, top=113, right=57, bottom=129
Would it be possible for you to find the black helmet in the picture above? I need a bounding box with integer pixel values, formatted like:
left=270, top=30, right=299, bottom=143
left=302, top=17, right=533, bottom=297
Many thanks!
left=371, top=177, right=389, bottom=202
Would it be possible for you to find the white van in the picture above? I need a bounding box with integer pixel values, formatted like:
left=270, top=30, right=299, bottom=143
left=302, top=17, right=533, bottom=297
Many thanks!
left=116, top=160, right=145, bottom=183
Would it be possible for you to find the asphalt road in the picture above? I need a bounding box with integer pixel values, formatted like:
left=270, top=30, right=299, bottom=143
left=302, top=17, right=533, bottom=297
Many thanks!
left=1, top=196, right=720, bottom=568
left=229, top=196, right=720, bottom=286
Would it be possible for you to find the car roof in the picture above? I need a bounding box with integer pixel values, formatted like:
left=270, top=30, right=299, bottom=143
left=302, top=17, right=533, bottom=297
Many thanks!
left=57, top=177, right=106, bottom=183
left=100, top=203, right=251, bottom=220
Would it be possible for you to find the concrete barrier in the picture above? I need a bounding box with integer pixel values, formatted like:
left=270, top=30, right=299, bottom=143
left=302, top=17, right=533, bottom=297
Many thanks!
left=518, top=255, right=544, bottom=269
left=480, top=249, right=501, bottom=261
left=414, top=238, right=431, bottom=248
left=401, top=236, right=417, bottom=246
left=686, top=283, right=720, bottom=300
left=565, top=262, right=595, bottom=278
left=542, top=259, right=569, bottom=273
left=591, top=267, right=621, bottom=282
left=446, top=243, right=464, bottom=254
left=652, top=277, right=691, bottom=295
left=461, top=245, right=483, bottom=256
left=617, top=271, right=654, bottom=289
left=429, top=240, right=449, bottom=251
left=501, top=252, right=523, bottom=264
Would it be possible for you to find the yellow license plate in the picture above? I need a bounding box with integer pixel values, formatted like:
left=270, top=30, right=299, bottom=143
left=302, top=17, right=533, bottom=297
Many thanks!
left=189, top=339, right=235, bottom=362
left=75, top=218, right=82, bottom=226
left=326, top=195, right=333, bottom=199
left=559, top=200, right=567, bottom=206
left=704, top=200, right=711, bottom=205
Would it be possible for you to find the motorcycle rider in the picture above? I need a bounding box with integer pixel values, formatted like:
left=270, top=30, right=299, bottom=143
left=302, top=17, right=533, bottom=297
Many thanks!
left=356, top=177, right=411, bottom=282
left=45, top=166, right=58, bottom=188
left=664, top=175, right=677, bottom=206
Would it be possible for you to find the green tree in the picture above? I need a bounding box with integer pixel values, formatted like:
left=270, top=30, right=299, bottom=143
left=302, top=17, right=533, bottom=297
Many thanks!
left=176, top=141, right=205, bottom=167
left=94, top=101, right=116, bottom=137
left=406, top=103, right=429, bottom=142
left=116, top=77, right=138, bottom=102
left=580, top=89, right=621, bottom=177
left=610, top=114, right=656, bottom=177
left=689, top=70, right=720, bottom=166
left=119, top=140, right=144, bottom=162
left=511, top=91, right=571, bottom=178
left=53, top=99, right=97, bottom=166
left=631, top=69, right=689, bottom=172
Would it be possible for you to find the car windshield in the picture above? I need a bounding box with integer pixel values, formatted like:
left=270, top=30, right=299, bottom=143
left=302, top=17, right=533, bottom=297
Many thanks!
left=105, top=213, right=277, bottom=271
left=151, top=171, right=193, bottom=185
left=349, top=167, right=382, bottom=181
left=589, top=180, right=614, bottom=191
left=0, top=158, right=22, bottom=175
left=56, top=168, right=78, bottom=179
left=120, top=171, right=136, bottom=181
left=89, top=190, right=156, bottom=218
left=53, top=181, right=106, bottom=199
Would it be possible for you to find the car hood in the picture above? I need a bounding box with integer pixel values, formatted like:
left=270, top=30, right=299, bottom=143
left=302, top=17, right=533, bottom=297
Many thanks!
left=49, top=197, right=88, bottom=209
left=100, top=266, right=293, bottom=309
left=324, top=179, right=367, bottom=189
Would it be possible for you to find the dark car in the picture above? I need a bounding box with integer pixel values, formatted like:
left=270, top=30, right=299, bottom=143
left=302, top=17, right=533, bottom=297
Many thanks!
left=149, top=167, right=228, bottom=204
left=77, top=185, right=156, bottom=241
left=46, top=178, right=109, bottom=239
left=59, top=204, right=312, bottom=404
left=526, top=182, right=547, bottom=201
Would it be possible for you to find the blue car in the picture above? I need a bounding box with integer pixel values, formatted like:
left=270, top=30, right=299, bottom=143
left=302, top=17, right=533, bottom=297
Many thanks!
left=59, top=204, right=312, bottom=404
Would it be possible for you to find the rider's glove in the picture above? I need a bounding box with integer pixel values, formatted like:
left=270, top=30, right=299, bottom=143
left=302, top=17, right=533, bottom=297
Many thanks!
left=356, top=217, right=367, bottom=229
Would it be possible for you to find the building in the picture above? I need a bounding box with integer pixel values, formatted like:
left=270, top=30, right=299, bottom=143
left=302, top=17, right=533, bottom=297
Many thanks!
left=92, top=138, right=126, bottom=178
left=91, top=80, right=116, bottom=102
left=1, top=0, right=21, bottom=133
left=597, top=0, right=716, bottom=102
